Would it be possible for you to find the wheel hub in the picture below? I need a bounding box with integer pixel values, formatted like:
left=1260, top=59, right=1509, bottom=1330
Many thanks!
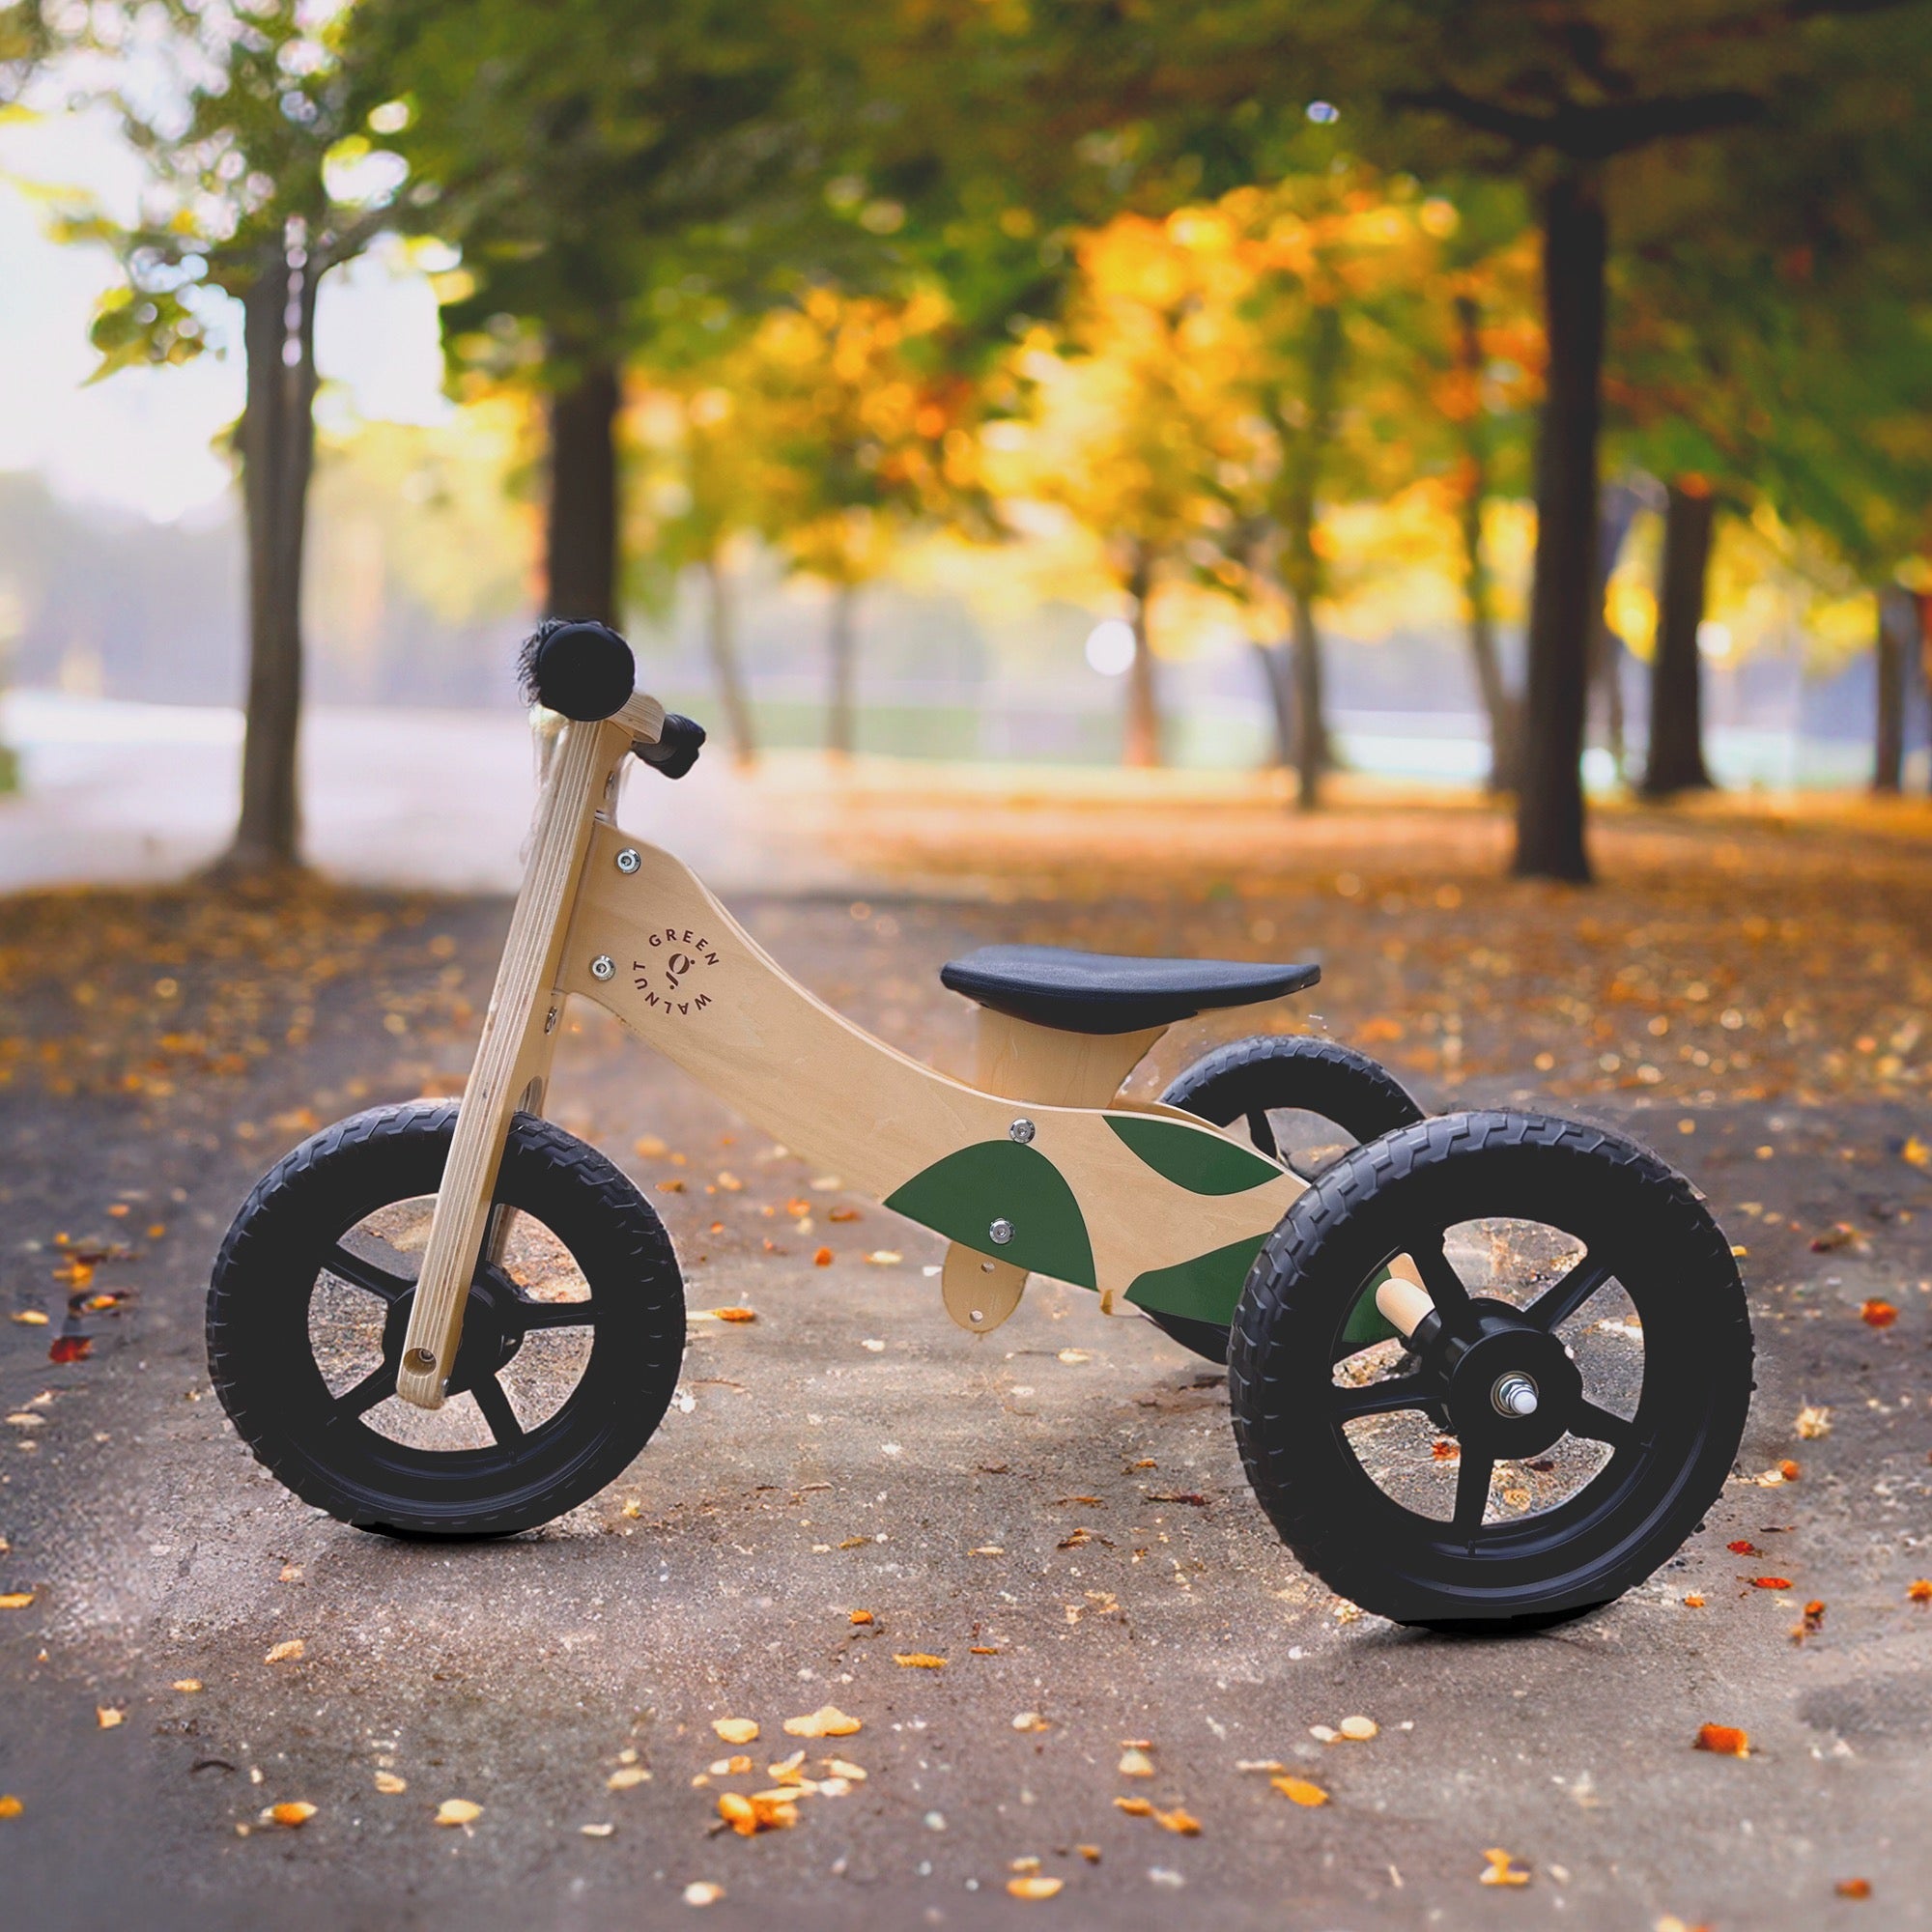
left=382, top=1267, right=526, bottom=1397
left=1425, top=1298, right=1583, bottom=1460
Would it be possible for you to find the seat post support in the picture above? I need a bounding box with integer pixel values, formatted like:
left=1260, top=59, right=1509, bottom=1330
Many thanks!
left=938, top=1012, right=1167, bottom=1335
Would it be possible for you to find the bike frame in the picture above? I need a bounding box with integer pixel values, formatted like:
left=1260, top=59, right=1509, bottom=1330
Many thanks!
left=395, top=700, right=1310, bottom=1410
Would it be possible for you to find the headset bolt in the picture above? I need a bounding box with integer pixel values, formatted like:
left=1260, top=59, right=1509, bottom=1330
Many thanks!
left=615, top=847, right=640, bottom=874
left=1009, top=1119, right=1036, bottom=1144
left=988, top=1218, right=1014, bottom=1246
left=590, top=955, right=615, bottom=980
left=1492, top=1372, right=1540, bottom=1418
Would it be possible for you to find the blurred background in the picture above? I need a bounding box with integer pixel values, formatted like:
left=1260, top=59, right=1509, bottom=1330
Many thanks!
left=0, top=0, right=1929, bottom=894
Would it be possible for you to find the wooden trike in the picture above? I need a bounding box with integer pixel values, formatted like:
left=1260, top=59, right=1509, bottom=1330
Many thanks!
left=209, top=622, right=1752, bottom=1630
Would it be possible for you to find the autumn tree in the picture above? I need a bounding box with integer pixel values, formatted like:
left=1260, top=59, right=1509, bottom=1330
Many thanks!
left=63, top=0, right=396, bottom=869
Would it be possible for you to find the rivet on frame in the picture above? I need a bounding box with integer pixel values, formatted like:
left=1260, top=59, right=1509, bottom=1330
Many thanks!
left=1008, top=1119, right=1036, bottom=1144
left=989, top=1218, right=1014, bottom=1245
left=590, top=955, right=615, bottom=980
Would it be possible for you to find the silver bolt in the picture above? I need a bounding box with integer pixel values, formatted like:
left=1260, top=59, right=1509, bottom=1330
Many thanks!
left=988, top=1218, right=1013, bottom=1246
left=615, top=847, right=640, bottom=874
left=1009, top=1119, right=1036, bottom=1144
left=543, top=1007, right=558, bottom=1034
left=1492, top=1372, right=1540, bottom=1418
left=589, top=954, right=615, bottom=981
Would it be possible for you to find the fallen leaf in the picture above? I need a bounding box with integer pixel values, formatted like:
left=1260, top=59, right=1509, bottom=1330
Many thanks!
left=1480, top=1847, right=1530, bottom=1887
left=1836, top=1878, right=1873, bottom=1900
left=708, top=1755, right=753, bottom=1776
left=607, top=1766, right=651, bottom=1791
left=813, top=1247, right=833, bottom=1267
left=1694, top=1723, right=1749, bottom=1757
left=682, top=1880, right=724, bottom=1906
left=0, top=1796, right=21, bottom=1819
left=1118, top=1747, right=1154, bottom=1777
left=716, top=1173, right=744, bottom=1192
left=435, top=1798, right=482, bottom=1827
left=96, top=1706, right=123, bottom=1729
left=581, top=1822, right=613, bottom=1838
left=1809, top=1223, right=1861, bottom=1252
left=0, top=1594, right=35, bottom=1610
left=1113, top=1796, right=1153, bottom=1816
left=712, top=1718, right=759, bottom=1745
left=1750, top=1577, right=1794, bottom=1591
left=374, top=1772, right=407, bottom=1794
left=1861, top=1298, right=1898, bottom=1328
left=765, top=1749, right=807, bottom=1781
left=1153, top=1806, right=1201, bottom=1836
left=865, top=1251, right=902, bottom=1266
left=634, top=1136, right=668, bottom=1158
left=1728, top=1540, right=1759, bottom=1555
left=267, top=1801, right=316, bottom=1829
left=1903, top=1137, right=1930, bottom=1169
left=1012, top=1713, right=1050, bottom=1733
left=894, top=1653, right=946, bottom=1669
left=824, top=1758, right=866, bottom=1781
left=1795, top=1405, right=1833, bottom=1439
left=1778, top=1459, right=1802, bottom=1481
left=1271, top=1776, right=1329, bottom=1806
left=9, top=1311, right=48, bottom=1326
left=659, top=1179, right=685, bottom=1194
left=1906, top=1579, right=1931, bottom=1605
left=827, top=1207, right=862, bottom=1222
left=1007, top=1876, right=1063, bottom=1900
left=1338, top=1716, right=1378, bottom=1741
left=849, top=1609, right=873, bottom=1625
left=264, top=1639, right=305, bottom=1664
left=1684, top=1594, right=1706, bottom=1608
left=717, top=1790, right=797, bottom=1835
left=783, top=1705, right=861, bottom=1739
left=172, top=1679, right=203, bottom=1693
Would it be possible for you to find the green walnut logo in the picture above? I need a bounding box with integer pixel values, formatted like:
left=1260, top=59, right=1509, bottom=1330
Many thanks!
left=632, top=927, right=721, bottom=1017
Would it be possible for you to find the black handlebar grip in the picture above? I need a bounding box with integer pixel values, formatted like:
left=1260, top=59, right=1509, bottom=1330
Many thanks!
left=637, top=713, right=705, bottom=780
left=516, top=618, right=636, bottom=722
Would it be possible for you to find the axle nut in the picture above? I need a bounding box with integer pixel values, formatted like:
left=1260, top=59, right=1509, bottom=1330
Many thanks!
left=615, top=847, right=641, bottom=874
left=1492, top=1371, right=1540, bottom=1418
left=1008, top=1119, right=1036, bottom=1144
left=589, top=954, right=615, bottom=980
left=988, top=1218, right=1014, bottom=1245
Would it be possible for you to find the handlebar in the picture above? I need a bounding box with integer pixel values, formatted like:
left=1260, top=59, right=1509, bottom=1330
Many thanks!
left=517, top=618, right=704, bottom=780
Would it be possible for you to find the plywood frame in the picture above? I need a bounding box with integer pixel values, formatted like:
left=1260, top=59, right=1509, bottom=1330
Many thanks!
left=396, top=700, right=1303, bottom=1409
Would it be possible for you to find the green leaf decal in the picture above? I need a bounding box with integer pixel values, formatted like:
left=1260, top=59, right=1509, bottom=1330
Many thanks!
left=884, top=1142, right=1095, bottom=1289
left=1124, top=1234, right=1269, bottom=1324
left=1104, top=1114, right=1280, bottom=1195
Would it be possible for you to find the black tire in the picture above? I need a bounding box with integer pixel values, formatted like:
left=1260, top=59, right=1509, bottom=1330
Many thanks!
left=1230, top=1112, right=1752, bottom=1632
left=208, top=1101, right=685, bottom=1538
left=1151, top=1036, right=1426, bottom=1363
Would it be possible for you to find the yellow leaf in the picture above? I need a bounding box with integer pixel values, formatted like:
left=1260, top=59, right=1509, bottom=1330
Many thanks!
left=1153, top=1805, right=1201, bottom=1835
left=9, top=1311, right=48, bottom=1326
left=374, top=1772, right=407, bottom=1794
left=1480, top=1847, right=1530, bottom=1887
left=710, top=1307, right=756, bottom=1323
left=712, top=1717, right=759, bottom=1744
left=581, top=1821, right=614, bottom=1838
left=1113, top=1796, right=1152, bottom=1816
left=893, top=1653, right=947, bottom=1669
left=1117, top=1747, right=1154, bottom=1777
left=435, top=1798, right=482, bottom=1827
left=1338, top=1716, right=1378, bottom=1741
left=606, top=1766, right=650, bottom=1791
left=171, top=1679, right=203, bottom=1693
left=682, top=1881, right=724, bottom=1906
left=0, top=1594, right=35, bottom=1610
left=783, top=1705, right=861, bottom=1738
left=0, top=1796, right=21, bottom=1819
left=96, top=1706, right=123, bottom=1730
left=1007, top=1875, right=1064, bottom=1900
left=1271, top=1776, right=1329, bottom=1806
left=865, top=1250, right=903, bottom=1265
left=1902, top=1136, right=1929, bottom=1169
left=268, top=1801, right=317, bottom=1828
left=264, top=1638, right=305, bottom=1664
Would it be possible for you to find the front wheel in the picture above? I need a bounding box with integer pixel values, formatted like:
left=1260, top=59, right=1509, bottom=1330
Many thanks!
left=1230, top=1112, right=1752, bottom=1632
left=207, top=1101, right=685, bottom=1538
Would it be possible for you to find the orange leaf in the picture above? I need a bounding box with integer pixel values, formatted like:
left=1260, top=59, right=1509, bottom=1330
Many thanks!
left=1906, top=1579, right=1931, bottom=1604
left=813, top=1247, right=834, bottom=1267
left=269, top=1800, right=317, bottom=1829
left=1750, top=1577, right=1793, bottom=1591
left=1861, top=1299, right=1898, bottom=1328
left=710, top=1307, right=757, bottom=1323
left=1271, top=1776, right=1329, bottom=1806
left=849, top=1609, right=873, bottom=1625
left=1778, top=1459, right=1801, bottom=1481
left=1694, top=1723, right=1749, bottom=1757
left=1835, top=1879, right=1873, bottom=1899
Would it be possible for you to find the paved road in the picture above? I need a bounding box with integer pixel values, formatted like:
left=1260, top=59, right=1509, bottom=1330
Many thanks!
left=2, top=888, right=1928, bottom=1931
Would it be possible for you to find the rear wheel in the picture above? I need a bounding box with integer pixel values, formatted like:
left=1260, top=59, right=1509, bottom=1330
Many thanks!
left=1151, top=1036, right=1425, bottom=1362
left=1230, top=1112, right=1753, bottom=1631
left=207, top=1101, right=685, bottom=1538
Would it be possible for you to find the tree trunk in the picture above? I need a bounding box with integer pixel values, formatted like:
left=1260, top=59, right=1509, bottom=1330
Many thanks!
left=1123, top=543, right=1162, bottom=768
left=1591, top=481, right=1641, bottom=782
left=701, top=553, right=757, bottom=767
left=545, top=357, right=621, bottom=623
left=1643, top=477, right=1717, bottom=797
left=1287, top=584, right=1328, bottom=812
left=1453, top=294, right=1520, bottom=793
left=1514, top=165, right=1606, bottom=883
left=1873, top=583, right=1915, bottom=793
left=826, top=581, right=859, bottom=759
left=226, top=222, right=319, bottom=873
left=1252, top=638, right=1297, bottom=769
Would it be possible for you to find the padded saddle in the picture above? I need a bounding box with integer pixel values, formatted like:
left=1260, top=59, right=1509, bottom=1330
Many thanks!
left=940, top=944, right=1320, bottom=1036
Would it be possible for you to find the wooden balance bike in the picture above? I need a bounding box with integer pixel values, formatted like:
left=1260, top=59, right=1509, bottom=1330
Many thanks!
left=209, top=621, right=1753, bottom=1630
